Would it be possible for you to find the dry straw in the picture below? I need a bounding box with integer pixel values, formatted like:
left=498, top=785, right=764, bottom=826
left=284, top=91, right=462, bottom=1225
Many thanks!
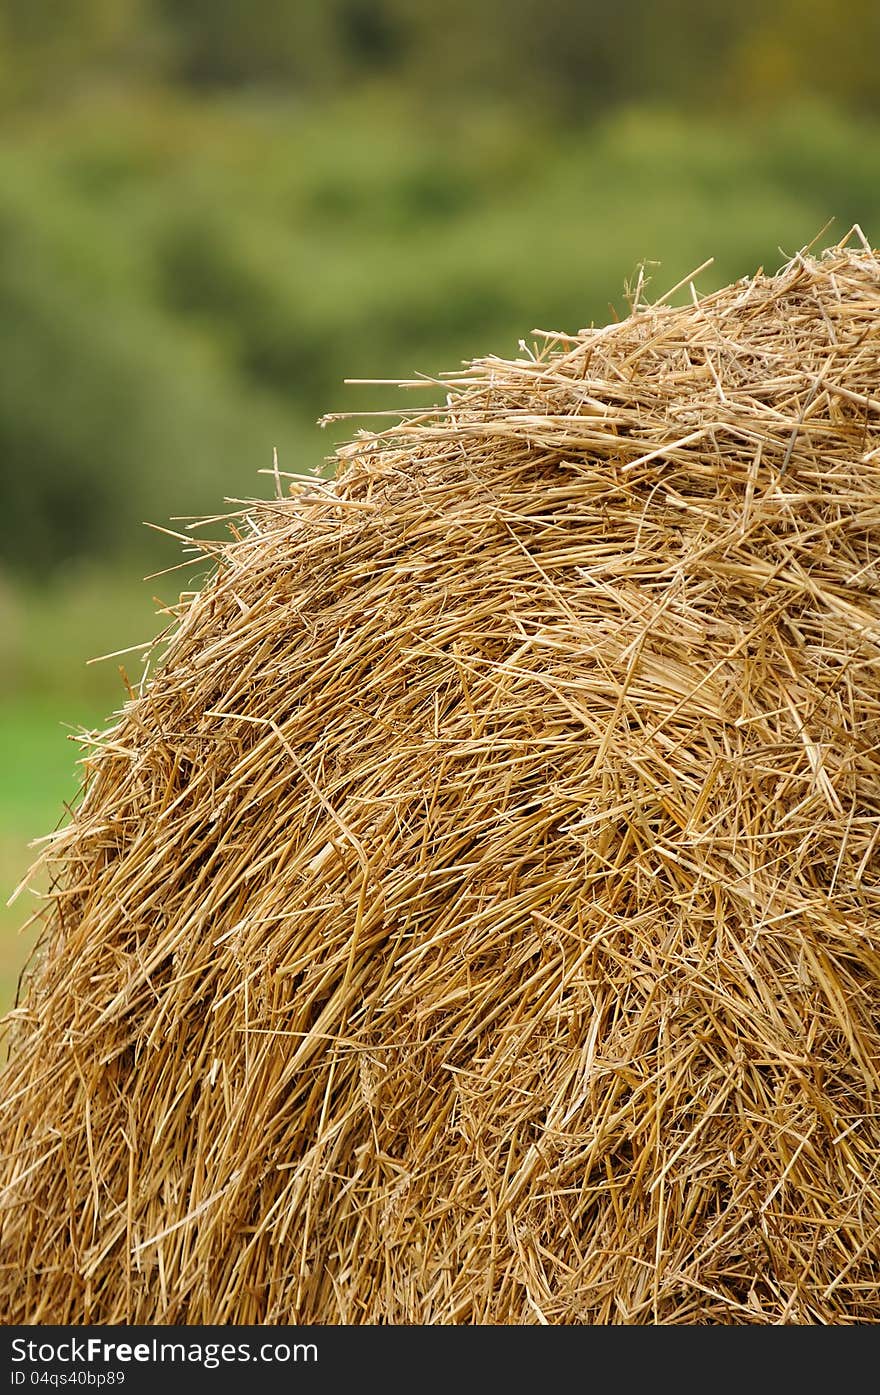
left=3, top=234, right=880, bottom=1324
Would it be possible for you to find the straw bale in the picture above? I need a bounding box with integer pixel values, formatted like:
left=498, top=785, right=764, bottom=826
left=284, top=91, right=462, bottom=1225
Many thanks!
left=3, top=236, right=880, bottom=1324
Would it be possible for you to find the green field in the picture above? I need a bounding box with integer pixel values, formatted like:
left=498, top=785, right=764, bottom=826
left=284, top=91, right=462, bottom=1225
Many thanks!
left=0, top=701, right=102, bottom=1008
left=0, top=578, right=163, bottom=1012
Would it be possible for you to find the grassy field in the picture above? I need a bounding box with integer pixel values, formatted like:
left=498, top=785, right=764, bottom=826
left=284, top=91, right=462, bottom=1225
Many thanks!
left=0, top=700, right=107, bottom=1009
left=0, top=577, right=163, bottom=1013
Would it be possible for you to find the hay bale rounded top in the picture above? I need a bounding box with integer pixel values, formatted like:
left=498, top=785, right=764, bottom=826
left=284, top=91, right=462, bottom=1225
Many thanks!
left=4, top=240, right=880, bottom=1324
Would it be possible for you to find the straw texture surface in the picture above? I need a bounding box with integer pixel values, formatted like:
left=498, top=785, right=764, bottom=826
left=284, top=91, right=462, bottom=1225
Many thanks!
left=3, top=238, right=880, bottom=1323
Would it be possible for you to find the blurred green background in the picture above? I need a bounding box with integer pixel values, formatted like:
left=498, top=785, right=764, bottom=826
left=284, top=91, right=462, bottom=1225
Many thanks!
left=2, top=0, right=880, bottom=1008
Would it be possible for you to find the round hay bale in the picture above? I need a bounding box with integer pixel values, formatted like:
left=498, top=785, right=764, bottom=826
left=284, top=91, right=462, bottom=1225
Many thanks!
left=3, top=240, right=880, bottom=1325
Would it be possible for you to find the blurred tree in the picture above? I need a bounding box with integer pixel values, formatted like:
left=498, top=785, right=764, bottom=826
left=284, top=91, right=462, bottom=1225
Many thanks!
left=0, top=0, right=153, bottom=106
left=732, top=0, right=880, bottom=115
left=1, top=0, right=878, bottom=115
left=154, top=0, right=405, bottom=90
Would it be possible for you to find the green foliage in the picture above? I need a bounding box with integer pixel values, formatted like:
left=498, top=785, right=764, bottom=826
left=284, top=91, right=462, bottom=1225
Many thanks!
left=5, top=2, right=880, bottom=116
left=0, top=127, right=301, bottom=576
left=1, top=93, right=879, bottom=585
left=0, top=4, right=877, bottom=588
left=0, top=696, right=106, bottom=1011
